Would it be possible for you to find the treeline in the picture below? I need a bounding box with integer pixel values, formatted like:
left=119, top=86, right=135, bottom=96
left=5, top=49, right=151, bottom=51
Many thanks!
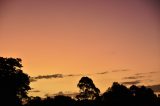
left=25, top=81, right=160, bottom=106
left=0, top=57, right=160, bottom=106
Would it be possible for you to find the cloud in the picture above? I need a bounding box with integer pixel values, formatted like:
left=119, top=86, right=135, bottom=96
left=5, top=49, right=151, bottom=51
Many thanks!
left=134, top=71, right=159, bottom=76
left=65, top=74, right=82, bottom=77
left=124, top=71, right=160, bottom=80
left=30, top=73, right=83, bottom=82
left=29, top=90, right=41, bottom=93
left=112, top=69, right=129, bottom=72
left=121, top=80, right=141, bottom=85
left=147, top=84, right=160, bottom=92
left=46, top=91, right=79, bottom=98
left=96, top=71, right=108, bottom=75
left=66, top=74, right=75, bottom=77
left=30, top=77, right=37, bottom=82
left=123, top=75, right=144, bottom=80
left=34, top=74, right=63, bottom=79
left=30, top=74, right=63, bottom=82
left=148, top=71, right=159, bottom=74
left=125, top=71, right=160, bottom=81
left=134, top=73, right=145, bottom=76
left=29, top=88, right=41, bottom=93
left=146, top=79, right=154, bottom=82
left=29, top=69, right=130, bottom=82
left=95, top=69, right=129, bottom=75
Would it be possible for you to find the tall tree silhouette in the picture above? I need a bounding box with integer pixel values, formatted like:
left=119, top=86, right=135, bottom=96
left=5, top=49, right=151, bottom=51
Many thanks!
left=76, top=76, right=100, bottom=100
left=0, top=57, right=30, bottom=106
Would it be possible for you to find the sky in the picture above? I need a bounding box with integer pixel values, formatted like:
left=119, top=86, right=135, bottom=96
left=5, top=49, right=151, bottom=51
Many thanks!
left=0, top=0, right=160, bottom=97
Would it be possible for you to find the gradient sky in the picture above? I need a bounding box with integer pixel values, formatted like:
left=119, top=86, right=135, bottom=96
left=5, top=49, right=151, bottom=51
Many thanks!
left=0, top=0, right=160, bottom=97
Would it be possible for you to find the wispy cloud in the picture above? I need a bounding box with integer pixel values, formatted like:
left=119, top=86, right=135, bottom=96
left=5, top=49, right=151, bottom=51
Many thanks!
left=121, top=80, right=141, bottom=85
left=34, top=74, right=63, bottom=79
left=96, top=69, right=129, bottom=75
left=123, top=75, right=144, bottom=80
left=30, top=77, right=37, bottom=82
left=30, top=74, right=63, bottom=82
left=123, top=71, right=159, bottom=80
left=46, top=91, right=79, bottom=98
left=30, top=73, right=83, bottom=82
left=96, top=71, right=108, bottom=75
left=112, top=69, right=129, bottom=72
left=148, top=71, right=159, bottom=74
left=29, top=90, right=41, bottom=93
left=29, top=88, right=41, bottom=93
left=65, top=74, right=82, bottom=77
left=30, top=69, right=130, bottom=82
left=134, top=73, right=145, bottom=76
left=134, top=71, right=159, bottom=76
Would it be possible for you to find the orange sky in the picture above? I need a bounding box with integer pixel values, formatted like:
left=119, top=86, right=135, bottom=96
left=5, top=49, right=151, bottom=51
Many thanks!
left=0, top=0, right=160, bottom=97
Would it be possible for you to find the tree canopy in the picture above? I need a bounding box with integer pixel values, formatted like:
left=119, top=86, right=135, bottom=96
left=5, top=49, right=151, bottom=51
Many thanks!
left=76, top=76, right=100, bottom=100
left=0, top=56, right=160, bottom=106
left=0, top=57, right=30, bottom=106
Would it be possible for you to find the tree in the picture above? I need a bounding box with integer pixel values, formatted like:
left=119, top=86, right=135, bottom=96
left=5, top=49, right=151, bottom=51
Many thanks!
left=26, top=96, right=43, bottom=106
left=0, top=57, right=30, bottom=105
left=53, top=95, right=75, bottom=106
left=76, top=76, right=100, bottom=100
left=130, top=85, right=157, bottom=105
left=101, top=82, right=132, bottom=106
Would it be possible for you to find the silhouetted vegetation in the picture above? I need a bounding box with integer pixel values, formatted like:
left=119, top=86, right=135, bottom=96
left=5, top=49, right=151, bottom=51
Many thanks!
left=0, top=57, right=30, bottom=106
left=76, top=76, right=100, bottom=100
left=0, top=57, right=160, bottom=106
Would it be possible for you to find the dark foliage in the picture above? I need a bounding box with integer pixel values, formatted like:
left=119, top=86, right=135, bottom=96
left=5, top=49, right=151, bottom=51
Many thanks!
left=0, top=57, right=30, bottom=106
left=76, top=76, right=100, bottom=100
left=24, top=80, right=160, bottom=106
left=0, top=57, right=160, bottom=106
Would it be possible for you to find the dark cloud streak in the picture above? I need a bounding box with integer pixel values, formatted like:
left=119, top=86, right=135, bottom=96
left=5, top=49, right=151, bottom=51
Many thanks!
left=30, top=69, right=130, bottom=82
left=34, top=74, right=63, bottom=79
left=121, top=80, right=141, bottom=85
left=29, top=90, right=40, bottom=93
left=65, top=74, right=82, bottom=77
left=123, top=75, right=144, bottom=80
left=96, top=71, right=108, bottom=75
left=30, top=73, right=83, bottom=82
left=112, top=69, right=129, bottom=72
